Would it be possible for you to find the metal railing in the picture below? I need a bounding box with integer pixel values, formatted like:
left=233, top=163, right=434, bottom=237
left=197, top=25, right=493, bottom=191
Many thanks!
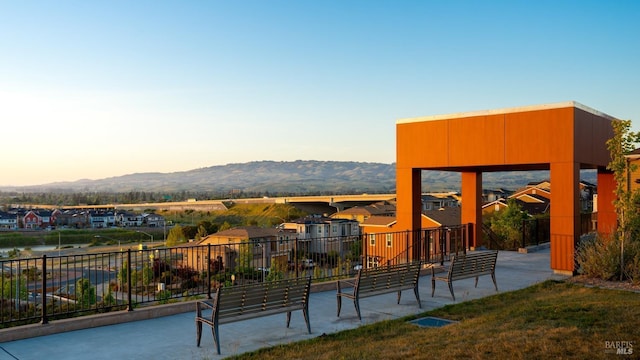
left=0, top=225, right=471, bottom=329
left=520, top=214, right=595, bottom=249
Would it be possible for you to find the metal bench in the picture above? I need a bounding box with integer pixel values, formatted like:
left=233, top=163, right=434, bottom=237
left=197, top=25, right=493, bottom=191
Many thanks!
left=336, top=261, right=422, bottom=320
left=431, top=250, right=498, bottom=301
left=195, top=276, right=312, bottom=355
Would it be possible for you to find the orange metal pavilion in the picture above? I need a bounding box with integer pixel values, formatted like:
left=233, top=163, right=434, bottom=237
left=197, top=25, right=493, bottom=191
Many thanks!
left=395, top=101, right=617, bottom=274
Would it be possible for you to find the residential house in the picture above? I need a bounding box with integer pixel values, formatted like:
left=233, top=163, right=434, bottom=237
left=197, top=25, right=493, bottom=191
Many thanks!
left=115, top=211, right=143, bottom=227
left=421, top=193, right=459, bottom=211
left=360, top=207, right=462, bottom=268
left=281, top=215, right=360, bottom=256
left=56, top=209, right=89, bottom=228
left=482, top=188, right=511, bottom=203
left=482, top=197, right=550, bottom=217
left=179, top=226, right=281, bottom=273
left=142, top=213, right=165, bottom=227
left=88, top=210, right=116, bottom=228
left=523, top=179, right=595, bottom=212
left=331, top=201, right=395, bottom=223
left=0, top=211, right=18, bottom=230
left=626, top=148, right=640, bottom=192
left=22, top=209, right=58, bottom=229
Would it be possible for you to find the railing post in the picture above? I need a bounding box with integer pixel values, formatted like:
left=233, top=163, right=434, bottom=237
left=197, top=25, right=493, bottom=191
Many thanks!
left=405, top=230, right=409, bottom=264
left=207, top=244, right=212, bottom=299
left=41, top=254, right=48, bottom=325
left=521, top=220, right=526, bottom=249
left=362, top=233, right=367, bottom=270
left=126, top=249, right=133, bottom=311
left=440, top=227, right=445, bottom=266
left=406, top=230, right=415, bottom=263
left=294, top=237, right=299, bottom=278
left=464, top=224, right=469, bottom=254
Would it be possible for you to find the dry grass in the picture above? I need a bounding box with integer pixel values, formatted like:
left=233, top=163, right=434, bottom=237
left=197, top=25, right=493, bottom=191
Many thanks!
left=228, top=280, right=640, bottom=360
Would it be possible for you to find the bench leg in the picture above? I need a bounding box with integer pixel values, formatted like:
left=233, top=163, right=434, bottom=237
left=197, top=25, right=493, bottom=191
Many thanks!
left=336, top=295, right=342, bottom=317
left=474, top=276, right=479, bottom=288
left=213, top=322, right=221, bottom=355
left=286, top=311, right=292, bottom=328
left=491, top=272, right=498, bottom=292
left=431, top=277, right=436, bottom=297
left=195, top=319, right=202, bottom=347
left=396, top=290, right=402, bottom=305
left=414, top=285, right=422, bottom=308
left=303, top=306, right=311, bottom=334
left=448, top=282, right=455, bottom=301
left=354, top=297, right=362, bottom=321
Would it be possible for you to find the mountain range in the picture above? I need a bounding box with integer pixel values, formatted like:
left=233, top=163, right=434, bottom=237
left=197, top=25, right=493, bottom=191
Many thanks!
left=2, top=160, right=596, bottom=194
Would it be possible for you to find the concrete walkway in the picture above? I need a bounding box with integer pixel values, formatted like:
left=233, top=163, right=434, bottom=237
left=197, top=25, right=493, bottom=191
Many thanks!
left=0, top=248, right=566, bottom=360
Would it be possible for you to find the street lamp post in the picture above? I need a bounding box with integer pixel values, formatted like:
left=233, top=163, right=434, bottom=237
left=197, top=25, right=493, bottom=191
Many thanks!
left=94, top=235, right=120, bottom=251
left=136, top=230, right=153, bottom=243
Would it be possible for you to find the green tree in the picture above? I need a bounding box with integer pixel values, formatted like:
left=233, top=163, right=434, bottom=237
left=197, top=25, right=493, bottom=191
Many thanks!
left=490, top=198, right=529, bottom=249
left=75, top=278, right=96, bottom=308
left=166, top=224, right=187, bottom=246
left=118, top=261, right=129, bottom=285
left=219, top=221, right=232, bottom=231
left=194, top=224, right=208, bottom=241
left=606, top=118, right=640, bottom=280
left=141, top=265, right=154, bottom=286
left=235, top=241, right=253, bottom=273
left=1, top=277, right=28, bottom=301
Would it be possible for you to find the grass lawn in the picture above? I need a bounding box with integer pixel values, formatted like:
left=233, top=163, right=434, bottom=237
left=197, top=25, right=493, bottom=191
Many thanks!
left=228, top=280, right=639, bottom=360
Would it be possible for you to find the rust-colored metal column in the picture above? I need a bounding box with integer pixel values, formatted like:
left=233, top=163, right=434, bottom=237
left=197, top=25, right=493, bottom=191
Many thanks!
left=395, top=166, right=422, bottom=261
left=395, top=167, right=422, bottom=232
left=597, top=169, right=617, bottom=235
left=461, top=171, right=482, bottom=248
left=550, top=161, right=580, bottom=274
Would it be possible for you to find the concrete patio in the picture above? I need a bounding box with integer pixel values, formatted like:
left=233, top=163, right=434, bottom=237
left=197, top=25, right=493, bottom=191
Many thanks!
left=0, top=248, right=566, bottom=360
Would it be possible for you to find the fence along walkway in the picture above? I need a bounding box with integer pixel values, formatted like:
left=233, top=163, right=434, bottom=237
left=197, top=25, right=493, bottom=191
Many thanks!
left=0, top=226, right=470, bottom=329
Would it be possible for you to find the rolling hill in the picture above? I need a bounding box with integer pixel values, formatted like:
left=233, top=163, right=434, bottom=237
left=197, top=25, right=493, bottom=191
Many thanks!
left=1, top=160, right=596, bottom=195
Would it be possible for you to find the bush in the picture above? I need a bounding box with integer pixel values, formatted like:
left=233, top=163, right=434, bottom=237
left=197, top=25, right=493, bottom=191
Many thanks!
left=576, top=234, right=620, bottom=280
left=623, top=241, right=640, bottom=284
left=157, top=290, right=172, bottom=304
left=576, top=233, right=640, bottom=282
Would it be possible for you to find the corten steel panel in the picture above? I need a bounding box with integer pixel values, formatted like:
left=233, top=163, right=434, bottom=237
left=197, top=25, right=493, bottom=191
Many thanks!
left=573, top=109, right=613, bottom=166
left=551, top=234, right=575, bottom=273
left=550, top=162, right=580, bottom=272
left=395, top=167, right=422, bottom=231
left=505, top=108, right=575, bottom=165
left=574, top=109, right=615, bottom=166
left=597, top=170, right=617, bottom=235
left=397, top=121, right=449, bottom=168
left=449, top=115, right=506, bottom=166
left=461, top=172, right=482, bottom=248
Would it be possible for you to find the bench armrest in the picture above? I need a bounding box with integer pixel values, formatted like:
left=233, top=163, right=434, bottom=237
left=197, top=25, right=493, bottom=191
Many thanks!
left=336, top=279, right=356, bottom=295
left=197, top=300, right=214, bottom=309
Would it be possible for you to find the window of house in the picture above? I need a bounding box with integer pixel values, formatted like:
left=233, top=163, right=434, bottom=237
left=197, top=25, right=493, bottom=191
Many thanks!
left=386, top=233, right=392, bottom=247
left=369, top=233, right=376, bottom=246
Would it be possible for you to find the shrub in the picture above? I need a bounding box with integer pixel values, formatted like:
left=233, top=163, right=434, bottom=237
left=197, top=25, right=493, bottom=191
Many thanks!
left=623, top=240, right=640, bottom=284
left=157, top=290, right=172, bottom=304
left=576, top=234, right=621, bottom=280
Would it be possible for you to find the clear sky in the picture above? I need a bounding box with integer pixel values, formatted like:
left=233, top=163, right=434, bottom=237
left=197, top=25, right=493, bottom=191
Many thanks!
left=1, top=1, right=639, bottom=186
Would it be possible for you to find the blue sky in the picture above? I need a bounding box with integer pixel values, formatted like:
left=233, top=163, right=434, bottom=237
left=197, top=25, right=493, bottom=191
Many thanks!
left=1, top=1, right=639, bottom=186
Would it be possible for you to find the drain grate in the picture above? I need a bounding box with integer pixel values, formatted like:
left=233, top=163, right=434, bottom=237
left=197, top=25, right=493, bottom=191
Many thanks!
left=409, top=316, right=457, bottom=328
